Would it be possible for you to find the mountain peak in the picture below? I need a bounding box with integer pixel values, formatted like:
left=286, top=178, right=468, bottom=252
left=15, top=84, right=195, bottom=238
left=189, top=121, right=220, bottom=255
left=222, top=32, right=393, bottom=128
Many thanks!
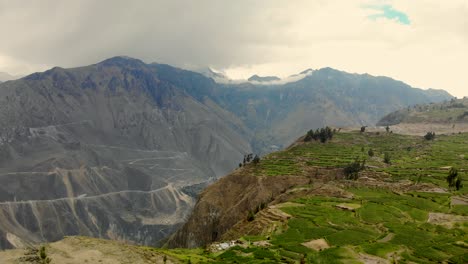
left=98, top=56, right=146, bottom=68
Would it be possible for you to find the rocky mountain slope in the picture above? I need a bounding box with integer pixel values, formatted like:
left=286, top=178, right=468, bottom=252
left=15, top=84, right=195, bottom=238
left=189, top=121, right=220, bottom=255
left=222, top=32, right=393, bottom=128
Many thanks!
left=0, top=56, right=454, bottom=250
left=0, top=57, right=251, bottom=249
left=168, top=66, right=453, bottom=154
left=167, top=130, right=467, bottom=263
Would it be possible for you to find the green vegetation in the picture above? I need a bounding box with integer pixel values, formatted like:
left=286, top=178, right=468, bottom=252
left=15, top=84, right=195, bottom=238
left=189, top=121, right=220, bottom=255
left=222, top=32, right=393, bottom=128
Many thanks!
left=304, top=126, right=335, bottom=143
left=447, top=168, right=463, bottom=191
left=424, top=131, right=436, bottom=141
left=152, top=188, right=466, bottom=263
left=378, top=97, right=468, bottom=125
left=383, top=152, right=391, bottom=164
left=151, top=131, right=468, bottom=263
left=343, top=158, right=366, bottom=180
left=39, top=246, right=51, bottom=264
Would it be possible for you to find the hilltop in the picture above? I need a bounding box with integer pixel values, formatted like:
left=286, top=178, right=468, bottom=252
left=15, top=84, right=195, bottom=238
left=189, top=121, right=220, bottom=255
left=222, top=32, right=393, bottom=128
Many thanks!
left=378, top=97, right=468, bottom=125
left=376, top=98, right=468, bottom=136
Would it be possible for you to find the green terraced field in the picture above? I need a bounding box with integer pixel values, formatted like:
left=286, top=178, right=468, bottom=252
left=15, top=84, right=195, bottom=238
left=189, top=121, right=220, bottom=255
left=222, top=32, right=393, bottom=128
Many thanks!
left=151, top=132, right=468, bottom=263
left=256, top=131, right=468, bottom=191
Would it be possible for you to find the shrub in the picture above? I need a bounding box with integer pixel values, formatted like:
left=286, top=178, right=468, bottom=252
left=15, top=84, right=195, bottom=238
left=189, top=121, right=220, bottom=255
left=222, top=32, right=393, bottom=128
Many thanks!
left=344, top=158, right=366, bottom=180
left=304, top=127, right=334, bottom=143
left=368, top=149, right=374, bottom=157
left=447, top=168, right=463, bottom=191
left=247, top=211, right=255, bottom=222
left=252, top=155, right=260, bottom=164
left=424, top=132, right=436, bottom=141
left=384, top=153, right=391, bottom=164
left=39, top=246, right=51, bottom=264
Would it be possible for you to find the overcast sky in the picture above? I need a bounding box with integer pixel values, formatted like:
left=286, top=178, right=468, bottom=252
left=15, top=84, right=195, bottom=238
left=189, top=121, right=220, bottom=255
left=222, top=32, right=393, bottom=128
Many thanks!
left=0, top=0, right=466, bottom=97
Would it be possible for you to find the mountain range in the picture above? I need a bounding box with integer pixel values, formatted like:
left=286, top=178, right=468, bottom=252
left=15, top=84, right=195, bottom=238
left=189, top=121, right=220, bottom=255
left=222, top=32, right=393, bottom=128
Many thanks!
left=0, top=56, right=452, bottom=249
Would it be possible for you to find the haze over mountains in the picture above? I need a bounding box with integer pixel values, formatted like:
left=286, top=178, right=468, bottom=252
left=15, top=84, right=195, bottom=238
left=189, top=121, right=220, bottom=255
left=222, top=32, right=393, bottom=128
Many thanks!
left=0, top=56, right=452, bottom=249
left=0, top=72, right=20, bottom=83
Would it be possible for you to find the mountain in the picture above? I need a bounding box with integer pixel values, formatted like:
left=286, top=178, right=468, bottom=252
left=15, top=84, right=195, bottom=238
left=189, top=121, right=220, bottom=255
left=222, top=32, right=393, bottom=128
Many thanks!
left=0, top=56, right=453, bottom=249
left=210, top=68, right=453, bottom=153
left=190, top=67, right=230, bottom=83
left=0, top=57, right=251, bottom=249
left=167, top=130, right=468, bottom=263
left=247, top=74, right=281, bottom=82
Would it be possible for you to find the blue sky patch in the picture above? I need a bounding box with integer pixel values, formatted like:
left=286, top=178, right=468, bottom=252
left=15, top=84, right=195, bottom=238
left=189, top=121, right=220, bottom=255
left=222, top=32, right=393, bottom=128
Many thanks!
left=366, top=4, right=410, bottom=25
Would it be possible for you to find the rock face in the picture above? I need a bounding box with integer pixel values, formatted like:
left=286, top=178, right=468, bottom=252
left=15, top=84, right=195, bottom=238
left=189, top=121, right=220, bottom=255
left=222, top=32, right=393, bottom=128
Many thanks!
left=167, top=170, right=309, bottom=248
left=0, top=56, right=453, bottom=249
left=0, top=57, right=251, bottom=249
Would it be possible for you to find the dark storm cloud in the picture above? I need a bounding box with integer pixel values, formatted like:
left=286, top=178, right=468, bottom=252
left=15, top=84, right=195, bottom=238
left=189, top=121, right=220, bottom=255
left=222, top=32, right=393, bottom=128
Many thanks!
left=0, top=0, right=293, bottom=68
left=0, top=0, right=467, bottom=97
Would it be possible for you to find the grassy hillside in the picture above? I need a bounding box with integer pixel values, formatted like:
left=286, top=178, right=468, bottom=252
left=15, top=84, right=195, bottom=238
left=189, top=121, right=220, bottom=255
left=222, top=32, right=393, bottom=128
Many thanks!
left=2, top=131, right=466, bottom=263
left=166, top=131, right=467, bottom=263
left=378, top=98, right=468, bottom=126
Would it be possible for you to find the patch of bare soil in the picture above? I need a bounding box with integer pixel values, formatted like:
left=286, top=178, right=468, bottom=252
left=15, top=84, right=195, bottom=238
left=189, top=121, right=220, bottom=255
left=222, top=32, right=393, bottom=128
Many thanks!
left=427, top=213, right=468, bottom=228
left=301, top=239, right=330, bottom=251
left=335, top=203, right=361, bottom=212
left=377, top=233, right=394, bottom=243
left=273, top=202, right=304, bottom=208
left=451, top=195, right=468, bottom=205
left=358, top=253, right=390, bottom=264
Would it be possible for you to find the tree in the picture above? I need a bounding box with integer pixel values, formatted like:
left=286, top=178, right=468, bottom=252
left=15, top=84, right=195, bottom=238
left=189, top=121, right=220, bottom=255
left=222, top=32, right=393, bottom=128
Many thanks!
left=424, top=132, right=436, bottom=141
left=344, top=158, right=366, bottom=180
left=39, top=246, right=51, bottom=264
left=252, top=155, right=260, bottom=164
left=247, top=210, right=255, bottom=221
left=384, top=153, right=391, bottom=164
left=304, top=127, right=335, bottom=143
left=455, top=178, right=463, bottom=191
left=386, top=126, right=390, bottom=133
left=447, top=168, right=463, bottom=191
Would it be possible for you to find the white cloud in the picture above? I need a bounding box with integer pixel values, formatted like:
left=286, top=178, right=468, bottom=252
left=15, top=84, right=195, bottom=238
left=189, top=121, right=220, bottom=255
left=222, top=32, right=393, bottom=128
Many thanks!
left=0, top=0, right=466, bottom=97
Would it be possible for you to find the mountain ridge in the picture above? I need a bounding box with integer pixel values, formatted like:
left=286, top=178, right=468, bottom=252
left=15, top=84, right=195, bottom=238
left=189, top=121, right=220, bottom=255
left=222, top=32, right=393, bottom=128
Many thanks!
left=0, top=56, right=454, bottom=249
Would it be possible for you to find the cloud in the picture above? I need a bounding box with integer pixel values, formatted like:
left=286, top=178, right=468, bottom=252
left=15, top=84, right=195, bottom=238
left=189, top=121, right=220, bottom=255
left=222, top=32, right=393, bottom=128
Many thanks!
left=0, top=0, right=466, bottom=97
left=366, top=4, right=410, bottom=25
